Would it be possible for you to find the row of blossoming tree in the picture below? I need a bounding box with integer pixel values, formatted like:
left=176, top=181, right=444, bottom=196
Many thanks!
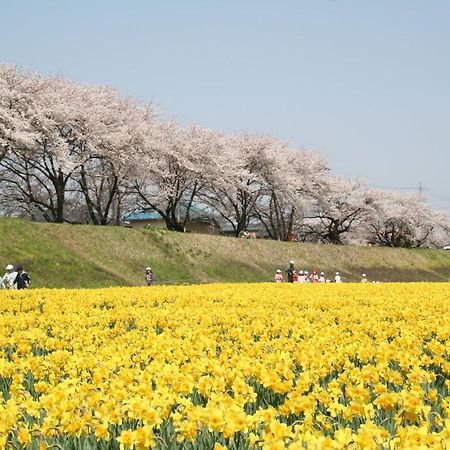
left=1, top=65, right=449, bottom=247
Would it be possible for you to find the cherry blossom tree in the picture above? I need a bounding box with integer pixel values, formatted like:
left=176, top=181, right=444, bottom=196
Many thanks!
left=132, top=123, right=223, bottom=231
left=299, top=177, right=375, bottom=244
left=365, top=190, right=450, bottom=248
left=199, top=133, right=283, bottom=237
left=0, top=69, right=78, bottom=222
left=255, top=148, right=329, bottom=240
left=0, top=65, right=41, bottom=162
left=72, top=87, right=154, bottom=225
left=0, top=65, right=43, bottom=216
left=0, top=65, right=155, bottom=223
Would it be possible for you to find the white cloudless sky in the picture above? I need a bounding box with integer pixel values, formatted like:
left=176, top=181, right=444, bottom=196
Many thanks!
left=2, top=0, right=449, bottom=212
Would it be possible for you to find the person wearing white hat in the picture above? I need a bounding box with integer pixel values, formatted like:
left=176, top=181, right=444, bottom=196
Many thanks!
left=298, top=270, right=306, bottom=283
left=274, top=269, right=283, bottom=283
left=2, top=264, right=17, bottom=289
left=361, top=273, right=368, bottom=283
left=145, top=266, right=154, bottom=286
left=334, top=272, right=342, bottom=283
left=319, top=272, right=326, bottom=283
left=286, top=261, right=295, bottom=283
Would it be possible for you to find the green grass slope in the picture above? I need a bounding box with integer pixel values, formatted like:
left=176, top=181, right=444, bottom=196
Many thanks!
left=0, top=217, right=449, bottom=288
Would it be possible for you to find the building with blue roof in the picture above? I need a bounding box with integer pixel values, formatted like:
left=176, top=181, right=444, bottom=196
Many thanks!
left=122, top=208, right=221, bottom=235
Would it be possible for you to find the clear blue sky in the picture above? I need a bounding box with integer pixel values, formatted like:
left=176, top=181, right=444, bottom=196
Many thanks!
left=2, top=0, right=450, bottom=212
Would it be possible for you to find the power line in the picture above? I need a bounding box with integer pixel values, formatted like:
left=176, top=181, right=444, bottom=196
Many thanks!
left=371, top=183, right=450, bottom=210
left=371, top=184, right=425, bottom=193
left=371, top=184, right=449, bottom=199
left=375, top=186, right=425, bottom=191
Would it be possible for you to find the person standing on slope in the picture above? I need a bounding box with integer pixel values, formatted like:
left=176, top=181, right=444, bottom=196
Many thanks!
left=274, top=269, right=283, bottom=283
left=310, top=269, right=319, bottom=283
left=13, top=266, right=30, bottom=290
left=145, top=267, right=154, bottom=286
left=298, top=270, right=307, bottom=283
left=2, top=264, right=17, bottom=289
left=286, top=261, right=295, bottom=283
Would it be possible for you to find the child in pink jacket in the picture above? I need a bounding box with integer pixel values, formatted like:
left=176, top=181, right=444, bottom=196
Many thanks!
left=274, top=269, right=283, bottom=283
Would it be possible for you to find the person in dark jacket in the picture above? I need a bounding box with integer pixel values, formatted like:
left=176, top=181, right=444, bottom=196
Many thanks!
left=14, top=266, right=31, bottom=289
left=286, top=260, right=295, bottom=283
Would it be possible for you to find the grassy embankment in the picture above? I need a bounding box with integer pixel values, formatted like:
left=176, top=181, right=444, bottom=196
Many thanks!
left=0, top=217, right=449, bottom=288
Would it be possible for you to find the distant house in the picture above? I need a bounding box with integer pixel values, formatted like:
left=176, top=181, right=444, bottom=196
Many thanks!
left=122, top=209, right=220, bottom=235
left=122, top=211, right=166, bottom=229
left=123, top=206, right=271, bottom=238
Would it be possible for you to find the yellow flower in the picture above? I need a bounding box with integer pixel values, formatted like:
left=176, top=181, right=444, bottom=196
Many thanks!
left=207, top=409, right=225, bottom=432
left=176, top=420, right=198, bottom=442
left=249, top=432, right=261, bottom=446
left=263, top=439, right=285, bottom=450
left=334, top=428, right=353, bottom=447
left=355, top=428, right=377, bottom=450
left=117, top=430, right=134, bottom=449
left=228, top=410, right=248, bottom=432
left=17, top=427, right=32, bottom=446
left=94, top=423, right=109, bottom=440
left=109, top=409, right=123, bottom=425
left=376, top=392, right=398, bottom=411
left=427, top=388, right=438, bottom=402
left=135, top=426, right=155, bottom=448
left=213, top=444, right=227, bottom=450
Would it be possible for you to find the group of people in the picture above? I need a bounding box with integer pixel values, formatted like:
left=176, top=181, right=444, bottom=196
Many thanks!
left=275, top=261, right=369, bottom=284
left=0, top=264, right=31, bottom=290
left=1, top=261, right=370, bottom=288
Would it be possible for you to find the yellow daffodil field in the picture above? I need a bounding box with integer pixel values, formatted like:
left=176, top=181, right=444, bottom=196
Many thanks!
left=0, top=283, right=449, bottom=449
